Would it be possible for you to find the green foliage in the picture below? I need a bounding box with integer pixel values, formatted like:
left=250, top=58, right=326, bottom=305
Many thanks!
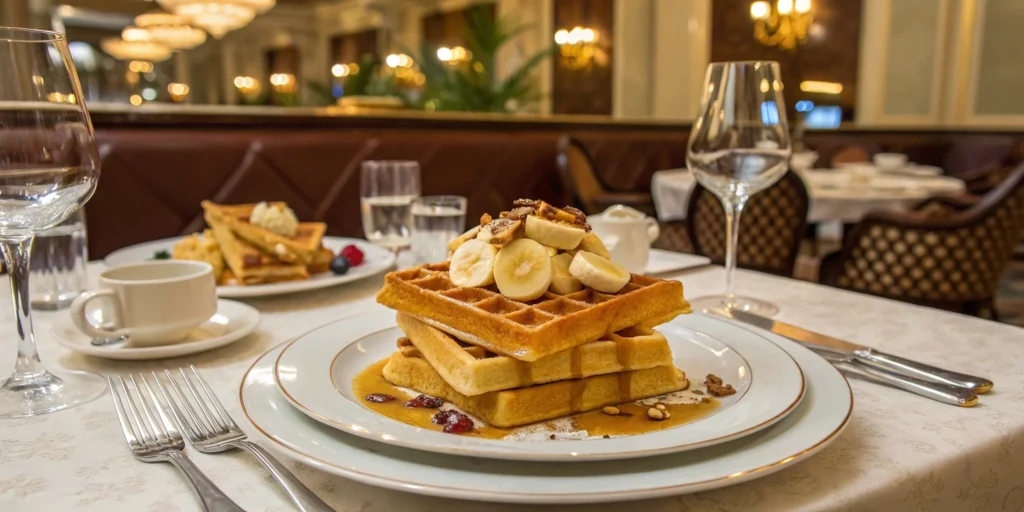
left=414, top=5, right=554, bottom=112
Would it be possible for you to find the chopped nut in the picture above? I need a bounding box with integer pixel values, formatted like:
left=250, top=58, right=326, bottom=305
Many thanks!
left=663, top=411, right=672, bottom=419
left=480, top=213, right=493, bottom=225
left=654, top=403, right=667, bottom=411
left=602, top=434, right=611, bottom=439
left=549, top=434, right=556, bottom=440
left=705, top=373, right=737, bottom=397
left=705, top=374, right=723, bottom=386
left=692, top=389, right=705, bottom=395
left=647, top=407, right=665, bottom=421
left=601, top=406, right=620, bottom=416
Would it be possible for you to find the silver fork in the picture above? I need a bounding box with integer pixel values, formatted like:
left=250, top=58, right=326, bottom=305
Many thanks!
left=108, top=376, right=245, bottom=512
left=154, top=366, right=333, bottom=512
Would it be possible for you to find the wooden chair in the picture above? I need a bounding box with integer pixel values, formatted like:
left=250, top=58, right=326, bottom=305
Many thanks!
left=653, top=221, right=695, bottom=254
left=686, top=171, right=810, bottom=277
left=556, top=136, right=655, bottom=215
left=820, top=163, right=1024, bottom=319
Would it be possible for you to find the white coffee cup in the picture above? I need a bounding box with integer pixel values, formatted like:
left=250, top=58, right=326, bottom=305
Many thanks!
left=70, top=260, right=218, bottom=345
left=587, top=205, right=660, bottom=274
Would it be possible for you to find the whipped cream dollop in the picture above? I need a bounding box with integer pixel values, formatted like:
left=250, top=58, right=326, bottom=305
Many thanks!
left=249, top=201, right=299, bottom=237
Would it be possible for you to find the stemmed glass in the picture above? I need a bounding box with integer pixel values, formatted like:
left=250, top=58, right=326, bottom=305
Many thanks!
left=360, top=161, right=420, bottom=254
left=686, top=61, right=792, bottom=316
left=0, top=28, right=103, bottom=418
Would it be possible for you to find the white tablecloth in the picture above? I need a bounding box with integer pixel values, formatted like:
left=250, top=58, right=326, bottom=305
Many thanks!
left=652, top=169, right=966, bottom=223
left=2, top=263, right=1023, bottom=511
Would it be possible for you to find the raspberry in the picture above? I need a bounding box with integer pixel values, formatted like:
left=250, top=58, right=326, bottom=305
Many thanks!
left=431, top=409, right=474, bottom=434
left=340, top=244, right=364, bottom=266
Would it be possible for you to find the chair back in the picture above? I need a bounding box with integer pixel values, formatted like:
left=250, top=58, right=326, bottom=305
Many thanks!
left=820, top=163, right=1024, bottom=313
left=831, top=144, right=873, bottom=166
left=556, top=136, right=609, bottom=214
left=686, top=170, right=810, bottom=276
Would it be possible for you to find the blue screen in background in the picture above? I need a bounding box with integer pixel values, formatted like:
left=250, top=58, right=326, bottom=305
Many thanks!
left=805, top=105, right=842, bottom=129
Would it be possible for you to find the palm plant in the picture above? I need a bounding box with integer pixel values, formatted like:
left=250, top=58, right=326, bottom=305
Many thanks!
left=413, top=6, right=554, bottom=112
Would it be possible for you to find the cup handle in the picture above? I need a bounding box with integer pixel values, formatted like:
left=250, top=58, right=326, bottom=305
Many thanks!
left=645, top=218, right=660, bottom=243
left=70, top=290, right=125, bottom=339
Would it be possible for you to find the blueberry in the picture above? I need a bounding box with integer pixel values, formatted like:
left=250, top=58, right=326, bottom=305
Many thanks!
left=329, top=255, right=350, bottom=275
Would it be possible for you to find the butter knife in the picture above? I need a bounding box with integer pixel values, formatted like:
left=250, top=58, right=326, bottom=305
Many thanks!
left=720, top=309, right=994, bottom=394
left=810, top=348, right=978, bottom=407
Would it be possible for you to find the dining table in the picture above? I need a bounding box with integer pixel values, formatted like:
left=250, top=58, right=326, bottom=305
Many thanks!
left=2, top=260, right=1023, bottom=512
left=652, top=168, right=967, bottom=224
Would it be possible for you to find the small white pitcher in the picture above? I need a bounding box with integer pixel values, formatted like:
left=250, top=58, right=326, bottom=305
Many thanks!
left=587, top=205, right=660, bottom=274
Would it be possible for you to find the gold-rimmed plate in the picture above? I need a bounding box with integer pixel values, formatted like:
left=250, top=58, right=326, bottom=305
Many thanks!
left=241, top=320, right=851, bottom=504
left=272, top=309, right=806, bottom=461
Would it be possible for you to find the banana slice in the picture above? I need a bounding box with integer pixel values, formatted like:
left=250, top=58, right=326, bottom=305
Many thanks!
left=549, top=253, right=583, bottom=294
left=542, top=245, right=558, bottom=257
left=568, top=251, right=630, bottom=293
left=493, top=238, right=552, bottom=301
left=448, top=225, right=481, bottom=254
left=449, top=239, right=498, bottom=287
left=572, top=231, right=611, bottom=259
left=524, top=216, right=586, bottom=250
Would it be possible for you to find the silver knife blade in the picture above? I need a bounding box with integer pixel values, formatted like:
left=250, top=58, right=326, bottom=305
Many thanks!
left=718, top=308, right=994, bottom=393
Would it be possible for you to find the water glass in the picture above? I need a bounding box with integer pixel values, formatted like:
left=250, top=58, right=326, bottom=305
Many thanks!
left=686, top=61, right=792, bottom=316
left=360, top=161, right=420, bottom=252
left=30, top=210, right=88, bottom=310
left=412, top=195, right=467, bottom=264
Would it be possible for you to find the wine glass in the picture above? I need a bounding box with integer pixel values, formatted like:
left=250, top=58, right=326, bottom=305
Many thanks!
left=360, top=161, right=420, bottom=254
left=686, top=61, right=792, bottom=316
left=0, top=28, right=103, bottom=418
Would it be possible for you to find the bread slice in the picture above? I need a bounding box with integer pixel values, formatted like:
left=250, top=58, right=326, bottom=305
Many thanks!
left=201, top=201, right=325, bottom=265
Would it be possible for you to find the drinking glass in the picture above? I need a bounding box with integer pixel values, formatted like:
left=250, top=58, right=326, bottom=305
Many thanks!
left=0, top=28, right=103, bottom=418
left=411, top=195, right=467, bottom=264
left=30, top=209, right=88, bottom=310
left=686, top=61, right=792, bottom=316
left=360, top=161, right=420, bottom=253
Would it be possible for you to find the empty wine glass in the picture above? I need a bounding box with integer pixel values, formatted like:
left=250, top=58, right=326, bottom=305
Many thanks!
left=0, top=28, right=103, bottom=418
left=360, top=161, right=420, bottom=253
left=686, top=61, right=792, bottom=316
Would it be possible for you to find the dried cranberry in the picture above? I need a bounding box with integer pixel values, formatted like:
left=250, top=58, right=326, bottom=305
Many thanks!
left=364, top=393, right=396, bottom=403
left=405, top=394, right=444, bottom=408
left=442, top=414, right=474, bottom=434
left=340, top=245, right=364, bottom=266
left=431, top=409, right=475, bottom=434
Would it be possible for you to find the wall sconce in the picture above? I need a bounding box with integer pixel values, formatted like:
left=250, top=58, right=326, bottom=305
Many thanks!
left=167, top=82, right=190, bottom=102
left=331, top=63, right=360, bottom=78
left=437, top=46, right=471, bottom=66
left=799, top=80, right=842, bottom=95
left=385, top=53, right=412, bottom=69
left=269, top=73, right=297, bottom=93
left=750, top=0, right=812, bottom=50
left=554, top=26, right=598, bottom=70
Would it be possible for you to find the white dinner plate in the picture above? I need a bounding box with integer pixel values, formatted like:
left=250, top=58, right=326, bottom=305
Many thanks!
left=103, top=236, right=395, bottom=298
left=273, top=309, right=805, bottom=461
left=240, top=319, right=851, bottom=504
left=645, top=249, right=711, bottom=275
left=50, top=299, right=260, bottom=360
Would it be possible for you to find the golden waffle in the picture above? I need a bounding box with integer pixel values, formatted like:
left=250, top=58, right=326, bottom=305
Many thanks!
left=172, top=230, right=225, bottom=282
left=207, top=218, right=308, bottom=285
left=376, top=261, right=690, bottom=361
left=201, top=201, right=326, bottom=265
left=396, top=313, right=674, bottom=396
left=383, top=350, right=688, bottom=428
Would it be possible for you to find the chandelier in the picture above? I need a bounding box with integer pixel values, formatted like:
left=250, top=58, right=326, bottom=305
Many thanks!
left=553, top=26, right=598, bottom=70
left=135, top=11, right=207, bottom=50
left=100, top=27, right=173, bottom=62
left=157, top=0, right=276, bottom=39
left=750, top=0, right=813, bottom=50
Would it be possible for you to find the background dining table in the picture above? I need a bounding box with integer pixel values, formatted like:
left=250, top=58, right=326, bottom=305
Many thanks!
left=652, top=168, right=967, bottom=224
left=2, top=261, right=1023, bottom=512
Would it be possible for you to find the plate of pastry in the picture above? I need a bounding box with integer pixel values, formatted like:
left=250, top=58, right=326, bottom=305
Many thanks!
left=104, top=201, right=395, bottom=298
left=273, top=200, right=805, bottom=461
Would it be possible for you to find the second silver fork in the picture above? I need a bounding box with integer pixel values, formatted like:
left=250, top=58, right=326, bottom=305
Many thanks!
left=153, top=366, right=334, bottom=512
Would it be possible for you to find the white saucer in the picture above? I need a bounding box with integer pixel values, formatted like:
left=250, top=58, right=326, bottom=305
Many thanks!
left=273, top=309, right=805, bottom=461
left=241, top=320, right=851, bottom=504
left=645, top=249, right=711, bottom=275
left=103, top=237, right=395, bottom=298
left=50, top=299, right=260, bottom=360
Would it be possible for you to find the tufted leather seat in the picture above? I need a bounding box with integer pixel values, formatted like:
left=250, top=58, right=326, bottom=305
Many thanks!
left=820, top=163, right=1024, bottom=319
left=685, top=171, right=810, bottom=277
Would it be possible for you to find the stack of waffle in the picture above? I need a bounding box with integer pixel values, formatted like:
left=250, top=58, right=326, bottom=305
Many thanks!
left=376, top=204, right=691, bottom=429
left=174, top=201, right=332, bottom=285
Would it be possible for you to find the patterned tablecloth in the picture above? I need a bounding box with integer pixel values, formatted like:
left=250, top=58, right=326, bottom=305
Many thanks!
left=2, top=263, right=1023, bottom=512
left=652, top=169, right=966, bottom=224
